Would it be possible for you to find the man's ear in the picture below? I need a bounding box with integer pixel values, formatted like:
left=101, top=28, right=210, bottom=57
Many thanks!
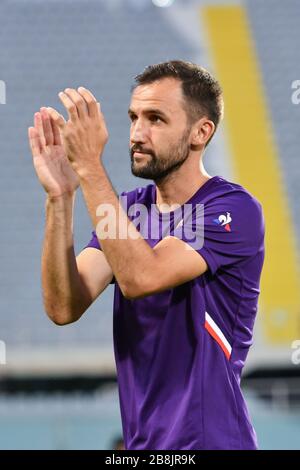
left=190, top=118, right=215, bottom=150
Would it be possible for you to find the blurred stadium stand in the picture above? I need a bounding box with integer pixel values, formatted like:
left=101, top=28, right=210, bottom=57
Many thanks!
left=0, top=0, right=299, bottom=449
left=0, top=0, right=194, bottom=376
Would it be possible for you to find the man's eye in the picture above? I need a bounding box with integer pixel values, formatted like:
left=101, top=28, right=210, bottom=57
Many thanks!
left=149, top=115, right=162, bottom=123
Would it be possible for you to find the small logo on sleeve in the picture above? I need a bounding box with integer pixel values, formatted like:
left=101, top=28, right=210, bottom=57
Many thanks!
left=213, top=212, right=232, bottom=232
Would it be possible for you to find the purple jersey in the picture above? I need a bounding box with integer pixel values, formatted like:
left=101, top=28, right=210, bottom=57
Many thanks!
left=85, top=176, right=265, bottom=450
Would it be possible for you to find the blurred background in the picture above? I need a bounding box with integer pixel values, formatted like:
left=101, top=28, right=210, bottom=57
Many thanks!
left=0, top=0, right=300, bottom=450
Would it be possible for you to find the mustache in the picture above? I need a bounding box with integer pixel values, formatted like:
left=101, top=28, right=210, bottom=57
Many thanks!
left=130, top=145, right=155, bottom=158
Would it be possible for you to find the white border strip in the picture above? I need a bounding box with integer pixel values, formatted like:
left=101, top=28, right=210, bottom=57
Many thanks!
left=205, top=311, right=232, bottom=356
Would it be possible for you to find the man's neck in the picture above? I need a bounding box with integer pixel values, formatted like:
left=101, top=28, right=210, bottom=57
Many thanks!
left=154, top=158, right=211, bottom=211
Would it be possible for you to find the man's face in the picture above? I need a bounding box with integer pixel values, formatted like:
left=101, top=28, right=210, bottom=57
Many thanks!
left=128, top=78, right=192, bottom=181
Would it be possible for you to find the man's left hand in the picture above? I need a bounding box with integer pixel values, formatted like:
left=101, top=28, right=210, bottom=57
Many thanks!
left=47, top=87, right=109, bottom=176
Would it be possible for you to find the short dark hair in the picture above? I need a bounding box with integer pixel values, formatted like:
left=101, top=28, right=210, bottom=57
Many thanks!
left=133, top=60, right=224, bottom=145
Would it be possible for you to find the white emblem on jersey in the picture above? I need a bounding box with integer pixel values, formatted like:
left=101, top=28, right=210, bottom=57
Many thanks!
left=218, top=212, right=232, bottom=226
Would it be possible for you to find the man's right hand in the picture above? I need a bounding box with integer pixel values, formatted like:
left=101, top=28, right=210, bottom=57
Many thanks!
left=28, top=107, right=79, bottom=199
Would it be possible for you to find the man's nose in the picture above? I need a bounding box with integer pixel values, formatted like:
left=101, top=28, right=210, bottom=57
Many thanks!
left=130, top=121, right=147, bottom=144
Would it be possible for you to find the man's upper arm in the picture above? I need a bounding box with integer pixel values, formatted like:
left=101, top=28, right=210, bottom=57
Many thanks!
left=76, top=247, right=114, bottom=307
left=140, top=192, right=264, bottom=298
left=133, top=236, right=208, bottom=298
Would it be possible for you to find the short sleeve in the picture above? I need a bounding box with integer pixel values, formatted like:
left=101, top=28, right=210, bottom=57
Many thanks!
left=173, top=192, right=264, bottom=275
left=82, top=192, right=131, bottom=285
left=83, top=230, right=115, bottom=284
left=84, top=230, right=101, bottom=250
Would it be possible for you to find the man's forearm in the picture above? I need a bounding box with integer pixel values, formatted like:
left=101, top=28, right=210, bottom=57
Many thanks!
left=42, top=193, right=89, bottom=323
left=47, top=86, right=157, bottom=296
left=78, top=164, right=156, bottom=296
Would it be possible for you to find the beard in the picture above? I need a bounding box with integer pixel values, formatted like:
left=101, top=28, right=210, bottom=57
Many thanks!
left=130, top=127, right=191, bottom=182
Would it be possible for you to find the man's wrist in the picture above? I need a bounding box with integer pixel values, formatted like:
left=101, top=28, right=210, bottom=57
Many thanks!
left=46, top=191, right=76, bottom=206
left=76, top=161, right=105, bottom=182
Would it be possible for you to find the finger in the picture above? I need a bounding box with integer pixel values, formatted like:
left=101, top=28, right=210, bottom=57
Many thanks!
left=64, top=88, right=88, bottom=120
left=28, top=127, right=42, bottom=158
left=34, top=112, right=46, bottom=149
left=97, top=101, right=107, bottom=128
left=58, top=90, right=79, bottom=122
left=40, top=107, right=54, bottom=146
left=97, top=102, right=102, bottom=116
left=47, top=108, right=62, bottom=146
left=77, top=87, right=98, bottom=118
left=47, top=107, right=66, bottom=131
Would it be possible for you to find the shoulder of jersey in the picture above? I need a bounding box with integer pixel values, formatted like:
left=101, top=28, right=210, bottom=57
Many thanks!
left=203, top=177, right=261, bottom=208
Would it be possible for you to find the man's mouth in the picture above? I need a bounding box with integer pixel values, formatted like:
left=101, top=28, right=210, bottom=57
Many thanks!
left=133, top=151, right=149, bottom=157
